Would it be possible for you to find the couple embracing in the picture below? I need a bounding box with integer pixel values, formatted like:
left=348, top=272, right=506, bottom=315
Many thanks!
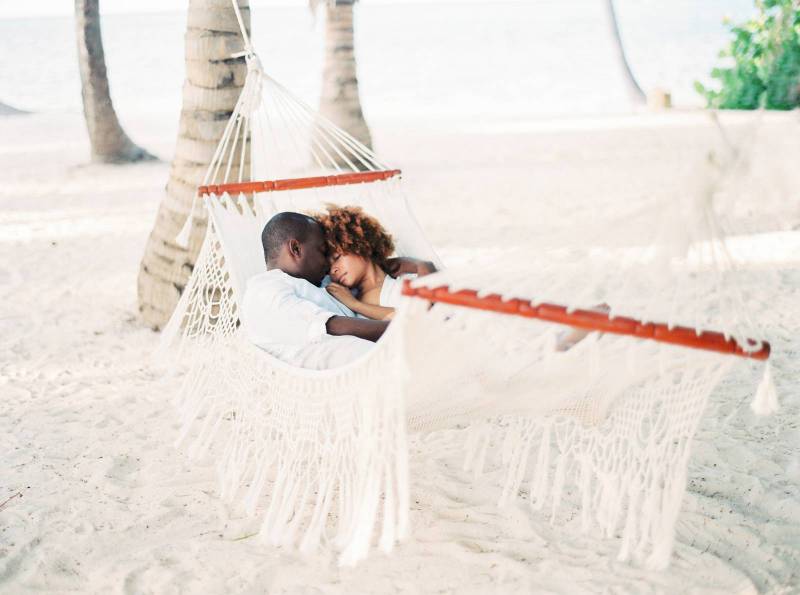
left=241, top=206, right=436, bottom=370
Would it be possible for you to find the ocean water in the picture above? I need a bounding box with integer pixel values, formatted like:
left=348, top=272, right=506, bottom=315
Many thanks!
left=0, top=0, right=754, bottom=122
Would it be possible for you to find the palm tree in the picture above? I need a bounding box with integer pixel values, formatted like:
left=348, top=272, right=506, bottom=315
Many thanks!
left=605, top=0, right=646, bottom=105
left=75, top=0, right=155, bottom=162
left=137, top=0, right=250, bottom=330
left=318, top=0, right=373, bottom=153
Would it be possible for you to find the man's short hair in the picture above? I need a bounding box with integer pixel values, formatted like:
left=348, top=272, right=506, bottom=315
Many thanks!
left=261, top=211, right=317, bottom=263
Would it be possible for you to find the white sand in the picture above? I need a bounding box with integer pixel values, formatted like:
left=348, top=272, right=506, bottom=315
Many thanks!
left=2, top=109, right=799, bottom=593
left=0, top=102, right=28, bottom=116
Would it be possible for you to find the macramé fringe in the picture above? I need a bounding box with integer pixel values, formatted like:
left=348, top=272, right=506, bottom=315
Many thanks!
left=174, top=332, right=409, bottom=566
left=461, top=359, right=729, bottom=570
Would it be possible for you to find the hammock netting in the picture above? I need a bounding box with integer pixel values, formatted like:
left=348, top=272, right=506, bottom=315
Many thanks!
left=161, top=20, right=788, bottom=570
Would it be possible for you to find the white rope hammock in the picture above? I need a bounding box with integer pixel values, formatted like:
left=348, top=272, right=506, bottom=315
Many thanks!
left=161, top=3, right=781, bottom=570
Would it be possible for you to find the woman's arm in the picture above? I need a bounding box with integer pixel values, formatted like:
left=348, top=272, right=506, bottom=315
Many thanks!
left=385, top=257, right=437, bottom=277
left=327, top=283, right=395, bottom=320
left=349, top=301, right=395, bottom=321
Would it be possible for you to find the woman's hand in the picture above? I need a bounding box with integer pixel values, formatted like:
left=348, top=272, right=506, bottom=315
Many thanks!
left=326, top=282, right=359, bottom=308
left=386, top=257, right=438, bottom=277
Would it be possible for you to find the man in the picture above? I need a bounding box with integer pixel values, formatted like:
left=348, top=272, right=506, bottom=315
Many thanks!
left=241, top=211, right=434, bottom=369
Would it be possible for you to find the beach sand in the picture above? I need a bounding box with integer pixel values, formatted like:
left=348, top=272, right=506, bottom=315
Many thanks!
left=1, top=109, right=799, bottom=593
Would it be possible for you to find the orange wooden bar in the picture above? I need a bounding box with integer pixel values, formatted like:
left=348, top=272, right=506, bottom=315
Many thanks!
left=401, top=281, right=770, bottom=360
left=199, top=169, right=401, bottom=197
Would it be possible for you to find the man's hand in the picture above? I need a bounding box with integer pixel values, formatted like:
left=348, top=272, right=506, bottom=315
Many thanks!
left=326, top=316, right=389, bottom=342
left=386, top=257, right=437, bottom=277
left=326, top=282, right=359, bottom=309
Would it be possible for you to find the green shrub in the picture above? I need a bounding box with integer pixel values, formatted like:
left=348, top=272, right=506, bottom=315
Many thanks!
left=696, top=0, right=800, bottom=109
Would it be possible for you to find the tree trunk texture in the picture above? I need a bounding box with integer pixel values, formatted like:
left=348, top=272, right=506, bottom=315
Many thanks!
left=319, top=0, right=373, bottom=157
left=75, top=0, right=155, bottom=162
left=137, top=0, right=250, bottom=330
left=605, top=0, right=646, bottom=105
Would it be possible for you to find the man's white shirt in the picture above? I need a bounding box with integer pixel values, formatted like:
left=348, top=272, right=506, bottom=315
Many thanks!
left=241, top=269, right=372, bottom=370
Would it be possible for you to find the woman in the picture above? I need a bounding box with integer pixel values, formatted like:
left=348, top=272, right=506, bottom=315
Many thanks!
left=317, top=205, right=593, bottom=348
left=317, top=205, right=417, bottom=320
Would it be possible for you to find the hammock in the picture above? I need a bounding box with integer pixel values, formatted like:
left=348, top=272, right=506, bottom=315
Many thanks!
left=163, top=4, right=779, bottom=570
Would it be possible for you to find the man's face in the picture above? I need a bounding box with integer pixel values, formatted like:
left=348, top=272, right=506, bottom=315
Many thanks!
left=297, top=223, right=330, bottom=287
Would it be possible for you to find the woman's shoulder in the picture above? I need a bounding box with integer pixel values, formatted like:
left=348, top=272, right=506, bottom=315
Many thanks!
left=361, top=285, right=383, bottom=304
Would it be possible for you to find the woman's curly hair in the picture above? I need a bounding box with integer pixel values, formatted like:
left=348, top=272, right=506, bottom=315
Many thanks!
left=316, top=205, right=395, bottom=272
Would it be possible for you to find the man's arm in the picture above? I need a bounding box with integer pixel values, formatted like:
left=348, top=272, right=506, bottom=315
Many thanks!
left=386, top=256, right=437, bottom=277
left=348, top=301, right=395, bottom=321
left=326, top=316, right=389, bottom=342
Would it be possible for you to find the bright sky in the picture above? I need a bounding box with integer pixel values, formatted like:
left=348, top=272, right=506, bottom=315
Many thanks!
left=0, top=0, right=493, bottom=20
left=0, top=0, right=288, bottom=19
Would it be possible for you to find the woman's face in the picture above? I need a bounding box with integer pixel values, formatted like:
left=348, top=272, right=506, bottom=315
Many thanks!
left=329, top=252, right=368, bottom=288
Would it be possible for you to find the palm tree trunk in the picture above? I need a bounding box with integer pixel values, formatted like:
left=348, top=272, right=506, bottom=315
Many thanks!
left=137, top=0, right=250, bottom=330
left=319, top=0, right=373, bottom=155
left=75, top=0, right=155, bottom=162
left=605, top=0, right=646, bottom=105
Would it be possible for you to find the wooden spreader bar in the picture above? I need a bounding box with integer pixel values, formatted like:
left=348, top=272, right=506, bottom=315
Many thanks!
left=402, top=281, right=770, bottom=360
left=199, top=169, right=401, bottom=197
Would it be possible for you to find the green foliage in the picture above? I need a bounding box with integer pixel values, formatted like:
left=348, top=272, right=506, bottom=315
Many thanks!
left=696, top=0, right=800, bottom=109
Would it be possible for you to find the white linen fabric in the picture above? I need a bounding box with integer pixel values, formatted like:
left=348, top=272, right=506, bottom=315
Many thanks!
left=379, top=273, right=416, bottom=308
left=241, top=269, right=372, bottom=369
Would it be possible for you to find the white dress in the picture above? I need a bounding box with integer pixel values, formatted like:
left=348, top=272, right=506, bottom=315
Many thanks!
left=379, top=273, right=416, bottom=308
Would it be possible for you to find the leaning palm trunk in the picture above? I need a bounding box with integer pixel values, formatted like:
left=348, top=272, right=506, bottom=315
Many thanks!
left=605, top=0, right=646, bottom=105
left=75, top=0, right=155, bottom=162
left=137, top=0, right=250, bottom=330
left=319, top=0, right=373, bottom=157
